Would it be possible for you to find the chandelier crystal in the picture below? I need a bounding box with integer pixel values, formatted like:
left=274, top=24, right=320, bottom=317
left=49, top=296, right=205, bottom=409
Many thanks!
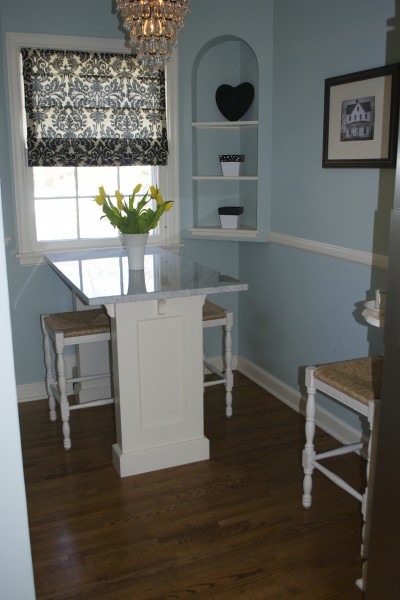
left=115, top=0, right=190, bottom=71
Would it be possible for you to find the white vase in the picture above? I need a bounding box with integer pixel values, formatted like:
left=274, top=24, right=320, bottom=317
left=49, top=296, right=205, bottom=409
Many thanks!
left=121, top=233, right=149, bottom=270
left=127, top=269, right=147, bottom=294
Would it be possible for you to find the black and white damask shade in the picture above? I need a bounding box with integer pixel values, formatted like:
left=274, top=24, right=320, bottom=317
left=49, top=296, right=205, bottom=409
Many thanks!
left=21, top=48, right=168, bottom=167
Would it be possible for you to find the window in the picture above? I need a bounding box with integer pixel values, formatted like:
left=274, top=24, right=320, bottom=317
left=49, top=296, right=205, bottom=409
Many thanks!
left=7, top=33, right=179, bottom=265
left=33, top=164, right=156, bottom=243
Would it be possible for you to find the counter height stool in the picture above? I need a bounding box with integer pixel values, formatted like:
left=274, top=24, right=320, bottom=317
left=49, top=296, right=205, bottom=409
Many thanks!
left=41, top=308, right=112, bottom=450
left=202, top=299, right=234, bottom=417
left=302, top=356, right=383, bottom=591
left=42, top=301, right=234, bottom=450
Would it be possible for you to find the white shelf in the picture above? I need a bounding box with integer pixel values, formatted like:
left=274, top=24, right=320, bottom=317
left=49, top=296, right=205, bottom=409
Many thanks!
left=189, top=226, right=258, bottom=239
left=192, top=121, right=258, bottom=128
left=191, top=38, right=259, bottom=242
left=193, top=175, right=257, bottom=181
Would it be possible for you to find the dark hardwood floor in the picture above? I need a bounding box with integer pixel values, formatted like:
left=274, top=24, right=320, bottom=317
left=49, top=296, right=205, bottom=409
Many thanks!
left=19, top=373, right=365, bottom=599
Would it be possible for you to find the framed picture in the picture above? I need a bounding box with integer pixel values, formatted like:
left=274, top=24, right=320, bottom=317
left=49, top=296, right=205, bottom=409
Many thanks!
left=322, top=63, right=400, bottom=168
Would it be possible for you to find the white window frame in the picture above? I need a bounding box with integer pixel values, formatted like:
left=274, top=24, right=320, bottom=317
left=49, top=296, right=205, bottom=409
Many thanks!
left=6, top=32, right=180, bottom=266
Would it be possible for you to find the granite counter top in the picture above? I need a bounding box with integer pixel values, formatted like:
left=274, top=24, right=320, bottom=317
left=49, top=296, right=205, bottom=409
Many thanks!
left=45, top=247, right=248, bottom=305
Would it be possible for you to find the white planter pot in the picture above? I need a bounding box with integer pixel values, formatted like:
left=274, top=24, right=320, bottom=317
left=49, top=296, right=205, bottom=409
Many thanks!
left=220, top=214, right=240, bottom=229
left=221, top=162, right=241, bottom=177
left=218, top=206, right=244, bottom=229
left=219, top=154, right=245, bottom=177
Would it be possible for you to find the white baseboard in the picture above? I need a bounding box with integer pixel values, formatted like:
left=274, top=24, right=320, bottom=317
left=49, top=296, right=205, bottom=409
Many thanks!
left=18, top=352, right=365, bottom=449
left=21, top=355, right=234, bottom=403
left=204, top=354, right=238, bottom=373
left=19, top=355, right=238, bottom=403
left=17, top=355, right=76, bottom=403
left=17, top=381, right=47, bottom=403
left=237, top=355, right=363, bottom=446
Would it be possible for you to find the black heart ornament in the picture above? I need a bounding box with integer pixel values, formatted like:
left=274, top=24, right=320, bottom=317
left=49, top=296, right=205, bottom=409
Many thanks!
left=215, top=82, right=255, bottom=121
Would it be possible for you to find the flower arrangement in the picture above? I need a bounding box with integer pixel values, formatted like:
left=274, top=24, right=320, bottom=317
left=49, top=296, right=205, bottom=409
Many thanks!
left=94, top=184, right=173, bottom=234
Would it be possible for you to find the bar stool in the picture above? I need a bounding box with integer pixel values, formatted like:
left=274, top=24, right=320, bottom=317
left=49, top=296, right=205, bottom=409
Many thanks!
left=41, top=308, right=113, bottom=450
left=42, top=300, right=234, bottom=449
left=302, top=356, right=382, bottom=590
left=202, top=299, right=234, bottom=417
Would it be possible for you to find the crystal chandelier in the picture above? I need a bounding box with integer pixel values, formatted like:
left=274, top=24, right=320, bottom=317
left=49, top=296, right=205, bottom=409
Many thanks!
left=115, top=0, right=190, bottom=71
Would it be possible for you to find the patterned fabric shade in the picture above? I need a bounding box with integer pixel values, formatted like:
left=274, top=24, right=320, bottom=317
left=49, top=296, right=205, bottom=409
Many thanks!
left=21, top=48, right=168, bottom=167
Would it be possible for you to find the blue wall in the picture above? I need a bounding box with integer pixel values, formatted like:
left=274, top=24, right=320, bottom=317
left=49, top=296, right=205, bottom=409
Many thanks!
left=238, top=0, right=394, bottom=425
left=0, top=0, right=397, bottom=430
left=0, top=0, right=122, bottom=385
left=177, top=0, right=394, bottom=428
left=271, top=0, right=394, bottom=250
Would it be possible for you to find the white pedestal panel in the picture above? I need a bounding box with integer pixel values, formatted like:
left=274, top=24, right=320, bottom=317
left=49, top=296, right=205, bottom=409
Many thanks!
left=108, top=294, right=209, bottom=477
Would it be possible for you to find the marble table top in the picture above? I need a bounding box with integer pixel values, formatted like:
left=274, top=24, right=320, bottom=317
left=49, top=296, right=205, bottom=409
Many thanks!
left=45, top=247, right=248, bottom=305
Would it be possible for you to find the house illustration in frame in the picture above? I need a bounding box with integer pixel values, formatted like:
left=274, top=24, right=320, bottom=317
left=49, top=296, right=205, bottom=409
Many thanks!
left=341, top=96, right=375, bottom=140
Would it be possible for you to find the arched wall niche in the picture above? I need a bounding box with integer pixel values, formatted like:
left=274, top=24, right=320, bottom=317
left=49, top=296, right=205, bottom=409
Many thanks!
left=191, top=35, right=259, bottom=123
left=189, top=35, right=260, bottom=239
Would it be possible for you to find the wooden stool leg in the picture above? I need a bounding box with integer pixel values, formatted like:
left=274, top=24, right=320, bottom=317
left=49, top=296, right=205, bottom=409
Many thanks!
left=41, top=316, right=57, bottom=422
left=357, top=399, right=379, bottom=591
left=224, top=312, right=233, bottom=418
left=54, top=334, right=71, bottom=450
left=302, top=366, right=317, bottom=508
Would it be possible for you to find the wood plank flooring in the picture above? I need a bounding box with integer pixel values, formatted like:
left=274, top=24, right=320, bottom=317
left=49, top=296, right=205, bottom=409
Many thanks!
left=19, top=373, right=365, bottom=599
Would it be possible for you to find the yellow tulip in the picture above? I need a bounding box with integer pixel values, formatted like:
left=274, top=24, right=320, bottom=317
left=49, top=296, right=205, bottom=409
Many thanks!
left=117, top=198, right=124, bottom=210
left=165, top=201, right=173, bottom=211
left=156, top=193, right=163, bottom=206
left=150, top=185, right=158, bottom=198
left=133, top=183, right=142, bottom=194
left=115, top=190, right=124, bottom=202
left=99, top=186, right=107, bottom=199
left=95, top=195, right=105, bottom=206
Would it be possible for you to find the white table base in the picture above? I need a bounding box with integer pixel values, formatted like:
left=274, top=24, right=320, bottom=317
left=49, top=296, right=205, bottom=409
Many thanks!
left=106, top=294, right=210, bottom=477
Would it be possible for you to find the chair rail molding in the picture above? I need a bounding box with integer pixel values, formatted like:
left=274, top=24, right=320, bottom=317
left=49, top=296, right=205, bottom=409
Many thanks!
left=268, top=232, right=388, bottom=270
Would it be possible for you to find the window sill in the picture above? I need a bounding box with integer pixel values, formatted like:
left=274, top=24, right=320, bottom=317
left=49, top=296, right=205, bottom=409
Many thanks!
left=17, top=242, right=183, bottom=267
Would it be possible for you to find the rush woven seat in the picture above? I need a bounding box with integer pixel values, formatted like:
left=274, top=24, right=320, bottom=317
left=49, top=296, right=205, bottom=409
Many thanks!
left=202, top=299, right=234, bottom=417
left=203, top=300, right=227, bottom=322
left=43, top=308, right=111, bottom=338
left=313, top=356, right=383, bottom=403
left=302, top=356, right=382, bottom=591
left=41, top=308, right=112, bottom=450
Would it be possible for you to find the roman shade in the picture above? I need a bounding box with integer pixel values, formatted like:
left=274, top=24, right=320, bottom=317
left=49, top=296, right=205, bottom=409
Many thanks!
left=21, top=48, right=168, bottom=167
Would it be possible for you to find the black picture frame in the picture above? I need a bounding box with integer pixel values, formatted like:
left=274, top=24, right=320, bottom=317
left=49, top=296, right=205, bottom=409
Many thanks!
left=322, top=63, right=400, bottom=168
